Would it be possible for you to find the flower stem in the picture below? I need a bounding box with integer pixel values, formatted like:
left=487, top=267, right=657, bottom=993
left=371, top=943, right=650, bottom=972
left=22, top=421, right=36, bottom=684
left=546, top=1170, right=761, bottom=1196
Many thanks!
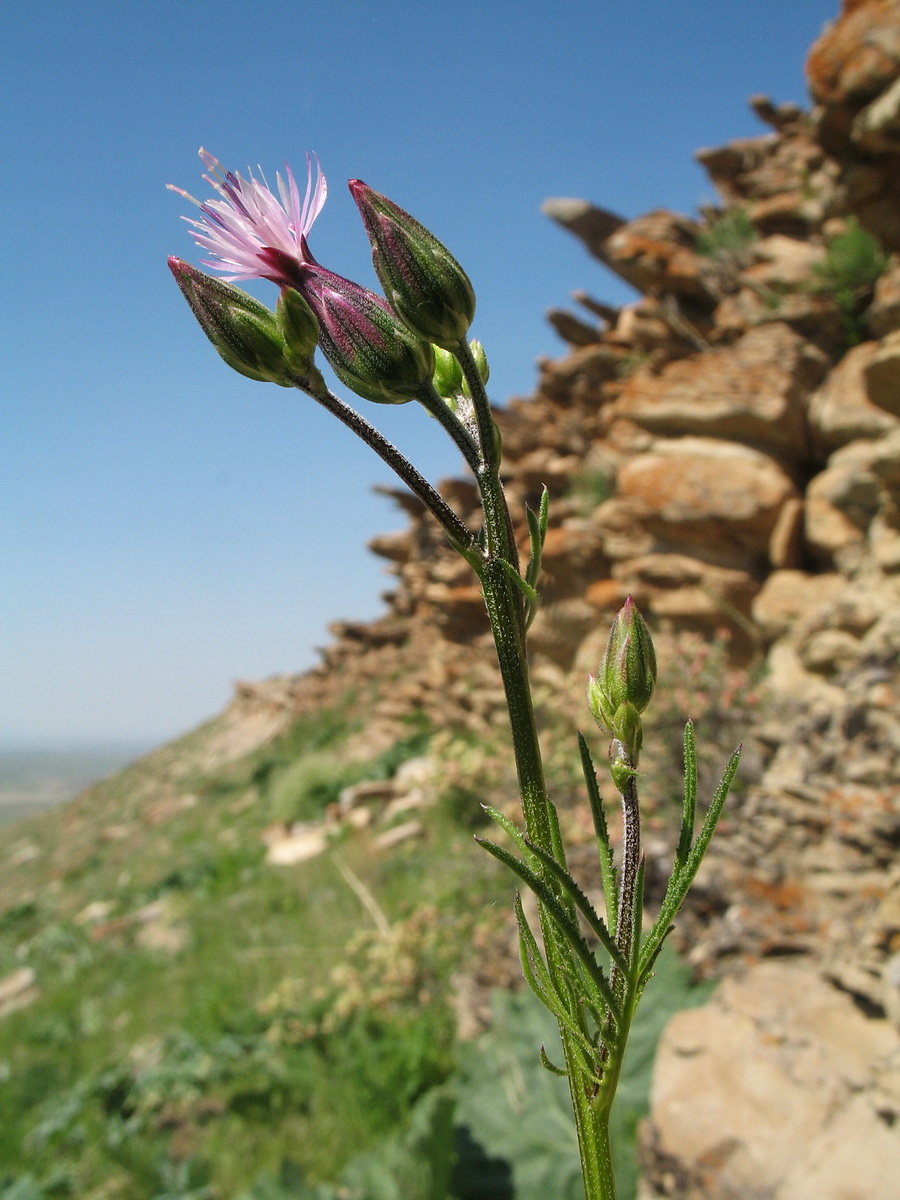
left=415, top=380, right=481, bottom=475
left=294, top=376, right=476, bottom=552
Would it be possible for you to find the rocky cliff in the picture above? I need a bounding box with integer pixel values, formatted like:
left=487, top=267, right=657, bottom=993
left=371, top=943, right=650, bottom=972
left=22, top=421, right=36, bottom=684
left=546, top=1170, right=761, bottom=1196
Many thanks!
left=171, top=3, right=900, bottom=1196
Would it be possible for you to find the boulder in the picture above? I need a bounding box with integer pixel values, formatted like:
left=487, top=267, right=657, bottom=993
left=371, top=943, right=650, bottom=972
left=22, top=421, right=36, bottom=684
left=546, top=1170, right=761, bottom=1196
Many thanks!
left=804, top=439, right=886, bottom=567
left=616, top=323, right=825, bottom=458
left=864, top=328, right=900, bottom=414
left=611, top=553, right=759, bottom=628
left=644, top=961, right=900, bottom=1200
left=614, top=438, right=799, bottom=569
left=808, top=340, right=900, bottom=456
left=603, top=210, right=711, bottom=301
left=751, top=569, right=845, bottom=640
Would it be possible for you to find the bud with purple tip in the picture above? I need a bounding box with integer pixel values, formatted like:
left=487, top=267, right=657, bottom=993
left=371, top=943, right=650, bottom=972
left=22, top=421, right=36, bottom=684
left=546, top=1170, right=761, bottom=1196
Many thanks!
left=348, top=180, right=476, bottom=350
left=168, top=257, right=294, bottom=385
left=588, top=597, right=657, bottom=763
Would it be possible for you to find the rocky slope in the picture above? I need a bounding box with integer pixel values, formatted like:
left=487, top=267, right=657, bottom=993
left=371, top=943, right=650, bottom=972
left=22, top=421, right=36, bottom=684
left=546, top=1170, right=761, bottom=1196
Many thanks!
left=11, top=1, right=899, bottom=1195
left=227, top=4, right=900, bottom=1195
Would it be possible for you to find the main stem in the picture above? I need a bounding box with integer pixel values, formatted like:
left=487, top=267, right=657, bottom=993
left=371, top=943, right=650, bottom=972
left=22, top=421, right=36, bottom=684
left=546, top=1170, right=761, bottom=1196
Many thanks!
left=477, top=482, right=618, bottom=1200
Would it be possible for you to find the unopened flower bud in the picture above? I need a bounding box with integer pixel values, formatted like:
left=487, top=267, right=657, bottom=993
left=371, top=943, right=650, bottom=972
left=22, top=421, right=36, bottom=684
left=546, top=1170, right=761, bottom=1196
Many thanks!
left=432, top=346, right=463, bottom=398
left=168, top=258, right=292, bottom=386
left=462, top=340, right=490, bottom=395
left=348, top=180, right=476, bottom=350
left=299, top=264, right=435, bottom=405
left=588, top=598, right=656, bottom=762
left=276, top=287, right=320, bottom=372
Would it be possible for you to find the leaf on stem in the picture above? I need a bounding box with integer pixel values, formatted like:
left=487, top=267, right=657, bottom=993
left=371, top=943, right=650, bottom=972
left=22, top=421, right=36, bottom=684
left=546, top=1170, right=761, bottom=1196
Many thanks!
left=514, top=894, right=599, bottom=1070
left=496, top=558, right=540, bottom=628
left=675, top=720, right=697, bottom=869
left=477, top=836, right=621, bottom=1021
left=539, top=1045, right=568, bottom=1077
left=577, top=732, right=618, bottom=933
left=482, top=804, right=539, bottom=868
left=522, top=837, right=627, bottom=974
left=638, top=743, right=742, bottom=978
left=524, top=486, right=550, bottom=591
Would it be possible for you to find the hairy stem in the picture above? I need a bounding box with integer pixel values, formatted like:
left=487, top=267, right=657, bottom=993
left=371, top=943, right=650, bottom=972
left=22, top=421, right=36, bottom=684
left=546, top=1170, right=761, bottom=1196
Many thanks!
left=294, top=376, right=476, bottom=552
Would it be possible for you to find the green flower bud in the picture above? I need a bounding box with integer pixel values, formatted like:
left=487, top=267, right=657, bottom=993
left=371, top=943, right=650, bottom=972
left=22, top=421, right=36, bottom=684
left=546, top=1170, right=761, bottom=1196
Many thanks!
left=589, top=598, right=656, bottom=762
left=609, top=738, right=639, bottom=792
left=168, top=258, right=292, bottom=386
left=432, top=346, right=464, bottom=398
left=349, top=179, right=476, bottom=350
left=276, top=287, right=320, bottom=373
left=300, top=264, right=434, bottom=405
left=462, top=340, right=490, bottom=396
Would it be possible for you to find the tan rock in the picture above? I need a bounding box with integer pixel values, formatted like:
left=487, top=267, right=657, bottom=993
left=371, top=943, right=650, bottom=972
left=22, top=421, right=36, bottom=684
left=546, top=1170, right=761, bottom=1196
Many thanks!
left=615, top=438, right=798, bottom=568
left=870, top=505, right=900, bottom=567
left=853, top=66, right=900, bottom=154
left=869, top=426, right=900, bottom=490
left=616, top=324, right=825, bottom=457
left=611, top=553, right=758, bottom=626
left=808, top=340, right=900, bottom=455
left=752, top=569, right=845, bottom=639
left=584, top=578, right=628, bottom=613
left=808, top=2, right=900, bottom=106
left=768, top=495, right=806, bottom=568
left=800, top=628, right=864, bottom=673
left=603, top=210, right=710, bottom=300
left=867, top=254, right=900, bottom=335
left=648, top=962, right=900, bottom=1200
left=527, top=598, right=598, bottom=670
left=777, top=1092, right=900, bottom=1200
left=743, top=234, right=826, bottom=286
left=864, top=328, right=900, bottom=415
left=804, top=441, right=885, bottom=567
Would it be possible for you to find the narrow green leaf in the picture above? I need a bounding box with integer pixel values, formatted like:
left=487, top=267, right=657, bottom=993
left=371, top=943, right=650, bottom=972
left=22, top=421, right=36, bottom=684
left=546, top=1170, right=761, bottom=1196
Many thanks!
left=514, top=896, right=599, bottom=1066
left=675, top=720, right=697, bottom=868
left=477, top=836, right=621, bottom=1021
left=483, top=804, right=535, bottom=865
left=538, top=485, right=549, bottom=544
left=497, top=557, right=540, bottom=608
left=636, top=928, right=672, bottom=1001
left=638, top=744, right=741, bottom=977
left=578, top=732, right=618, bottom=932
left=539, top=1045, right=568, bottom=1077
left=685, top=744, right=741, bottom=876
left=515, top=894, right=568, bottom=1014
left=524, top=504, right=543, bottom=591
left=523, top=837, right=627, bottom=974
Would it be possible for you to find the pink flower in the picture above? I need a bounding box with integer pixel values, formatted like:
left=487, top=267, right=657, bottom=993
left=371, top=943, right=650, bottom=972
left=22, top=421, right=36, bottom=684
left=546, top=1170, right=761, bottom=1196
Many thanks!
left=168, top=148, right=326, bottom=289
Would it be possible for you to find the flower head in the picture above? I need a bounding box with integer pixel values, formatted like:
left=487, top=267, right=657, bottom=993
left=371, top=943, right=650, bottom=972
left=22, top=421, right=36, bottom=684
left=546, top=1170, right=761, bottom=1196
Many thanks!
left=168, top=149, right=326, bottom=289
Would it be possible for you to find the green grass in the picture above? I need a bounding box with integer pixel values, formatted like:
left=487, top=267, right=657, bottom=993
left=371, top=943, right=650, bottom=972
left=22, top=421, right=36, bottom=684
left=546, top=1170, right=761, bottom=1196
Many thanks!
left=0, top=690, right=718, bottom=1199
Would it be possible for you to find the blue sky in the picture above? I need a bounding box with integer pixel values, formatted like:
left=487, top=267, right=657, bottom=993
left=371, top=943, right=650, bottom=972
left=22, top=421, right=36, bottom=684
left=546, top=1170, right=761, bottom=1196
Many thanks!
left=1, top=0, right=835, bottom=745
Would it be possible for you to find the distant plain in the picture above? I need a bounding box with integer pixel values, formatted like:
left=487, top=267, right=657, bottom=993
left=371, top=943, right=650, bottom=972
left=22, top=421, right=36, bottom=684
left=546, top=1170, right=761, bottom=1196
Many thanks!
left=0, top=745, right=152, bottom=824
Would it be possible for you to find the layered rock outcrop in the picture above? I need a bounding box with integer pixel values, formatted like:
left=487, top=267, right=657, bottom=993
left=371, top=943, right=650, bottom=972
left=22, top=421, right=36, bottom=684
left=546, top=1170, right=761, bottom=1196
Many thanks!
left=212, top=3, right=900, bottom=1195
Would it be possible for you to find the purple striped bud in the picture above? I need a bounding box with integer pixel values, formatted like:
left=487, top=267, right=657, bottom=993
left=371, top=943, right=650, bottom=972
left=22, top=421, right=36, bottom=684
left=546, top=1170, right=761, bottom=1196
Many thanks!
left=299, top=264, right=434, bottom=405
left=348, top=180, right=476, bottom=350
